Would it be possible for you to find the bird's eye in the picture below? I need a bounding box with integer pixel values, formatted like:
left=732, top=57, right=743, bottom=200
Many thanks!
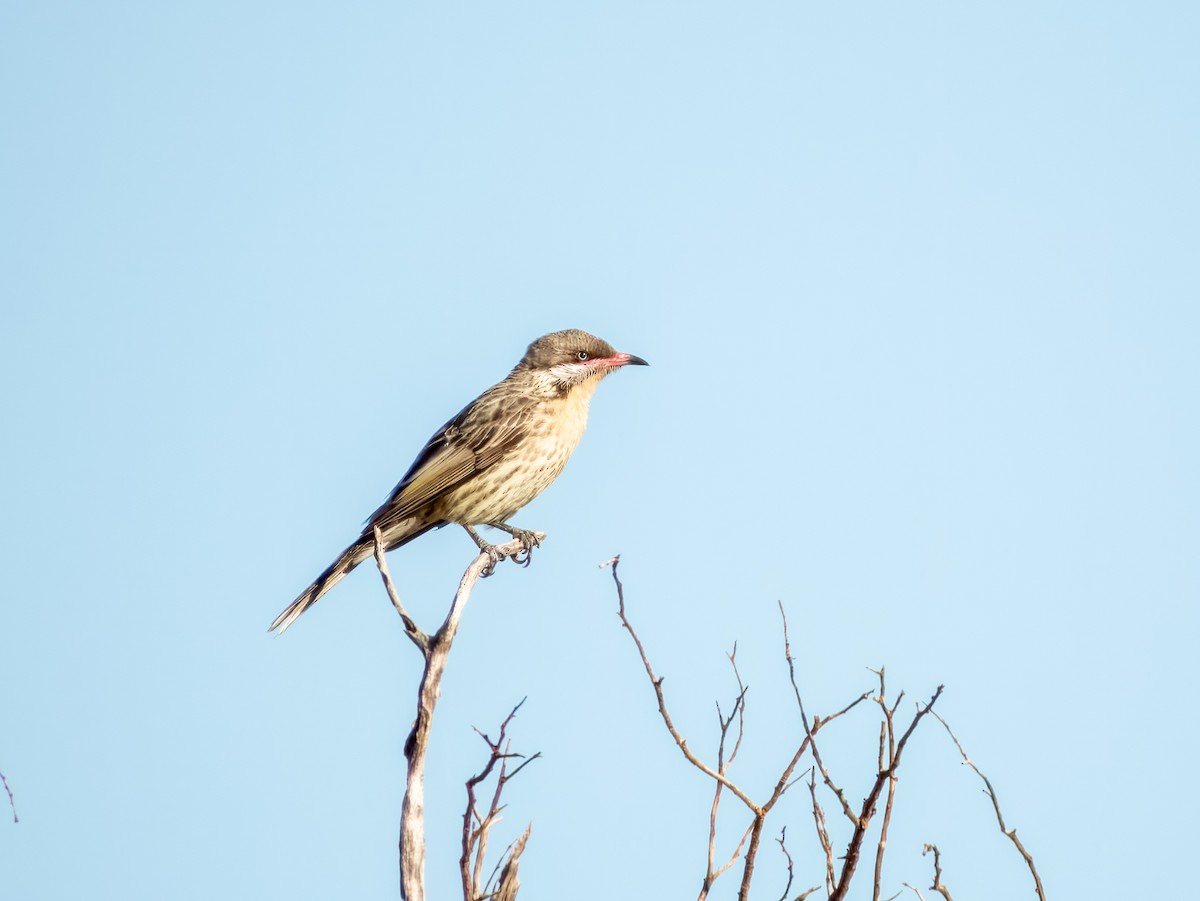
left=576, top=351, right=590, bottom=361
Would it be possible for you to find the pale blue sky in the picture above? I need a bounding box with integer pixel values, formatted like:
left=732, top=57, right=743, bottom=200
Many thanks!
left=2, top=2, right=1197, bottom=899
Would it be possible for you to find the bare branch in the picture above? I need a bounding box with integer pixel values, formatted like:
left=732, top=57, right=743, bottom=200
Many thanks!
left=609, top=571, right=975, bottom=901
left=493, top=823, right=532, bottom=901
left=781, top=603, right=870, bottom=829
left=703, top=821, right=755, bottom=899
left=807, top=733, right=857, bottom=827
left=872, top=668, right=899, bottom=901
left=702, top=648, right=751, bottom=897
left=808, top=771, right=835, bottom=895
left=929, top=710, right=1045, bottom=901
left=818, top=692, right=876, bottom=728
left=774, top=827, right=797, bottom=901
left=0, top=770, right=15, bottom=824
left=470, top=752, right=504, bottom=894
left=603, top=557, right=761, bottom=814
left=459, top=700, right=540, bottom=901
left=394, top=533, right=541, bottom=901
left=829, top=685, right=944, bottom=901
left=873, top=770, right=899, bottom=901
left=373, top=526, right=427, bottom=652
left=722, top=646, right=750, bottom=770
left=740, top=714, right=840, bottom=901
left=607, top=564, right=880, bottom=901
left=922, top=844, right=953, bottom=901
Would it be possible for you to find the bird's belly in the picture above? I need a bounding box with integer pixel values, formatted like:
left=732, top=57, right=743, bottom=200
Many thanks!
left=437, top=423, right=583, bottom=525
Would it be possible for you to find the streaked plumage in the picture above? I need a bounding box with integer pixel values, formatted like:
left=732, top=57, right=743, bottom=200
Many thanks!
left=270, top=329, right=648, bottom=633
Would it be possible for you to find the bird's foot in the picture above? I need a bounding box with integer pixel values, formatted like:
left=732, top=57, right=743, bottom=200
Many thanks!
left=463, top=525, right=504, bottom=577
left=488, top=523, right=542, bottom=568
left=480, top=544, right=503, bottom=577
left=463, top=524, right=543, bottom=574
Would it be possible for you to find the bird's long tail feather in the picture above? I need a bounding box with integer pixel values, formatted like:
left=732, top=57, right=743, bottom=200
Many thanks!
left=269, top=537, right=374, bottom=634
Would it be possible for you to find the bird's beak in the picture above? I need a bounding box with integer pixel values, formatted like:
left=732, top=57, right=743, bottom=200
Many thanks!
left=613, top=352, right=649, bottom=367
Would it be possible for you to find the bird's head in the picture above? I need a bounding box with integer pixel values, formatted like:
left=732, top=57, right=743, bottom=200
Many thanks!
left=516, top=329, right=649, bottom=395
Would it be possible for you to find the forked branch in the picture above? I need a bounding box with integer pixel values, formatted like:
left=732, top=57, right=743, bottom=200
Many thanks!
left=379, top=528, right=544, bottom=901
left=828, top=684, right=943, bottom=901
left=604, top=556, right=1032, bottom=901
left=461, top=699, right=541, bottom=901
left=605, top=556, right=872, bottom=901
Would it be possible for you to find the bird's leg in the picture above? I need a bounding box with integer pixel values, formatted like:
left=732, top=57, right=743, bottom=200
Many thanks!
left=484, top=522, right=542, bottom=567
left=462, top=524, right=503, bottom=577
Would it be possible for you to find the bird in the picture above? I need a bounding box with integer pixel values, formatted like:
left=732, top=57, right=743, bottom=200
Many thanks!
left=270, top=328, right=648, bottom=633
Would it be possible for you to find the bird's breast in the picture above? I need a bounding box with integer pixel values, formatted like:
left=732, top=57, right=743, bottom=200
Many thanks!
left=436, top=388, right=595, bottom=525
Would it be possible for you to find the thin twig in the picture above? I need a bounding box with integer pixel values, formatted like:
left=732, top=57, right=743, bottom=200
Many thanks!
left=607, top=562, right=866, bottom=901
left=723, top=646, right=750, bottom=767
left=874, top=766, right=899, bottom=901
left=702, top=648, right=750, bottom=899
left=929, top=710, right=1045, bottom=901
left=829, top=685, right=944, bottom=901
left=0, top=771, right=15, bottom=823
left=871, top=668, right=899, bottom=901
left=781, top=603, right=870, bottom=831
left=610, top=567, right=952, bottom=901
left=808, top=770, right=836, bottom=894
left=706, top=821, right=755, bottom=898
left=603, top=557, right=761, bottom=813
left=775, top=827, right=794, bottom=901
left=472, top=752, right=506, bottom=893
left=462, top=700, right=533, bottom=900
left=465, top=727, right=541, bottom=901
left=372, top=526, right=427, bottom=652
left=922, top=844, right=953, bottom=901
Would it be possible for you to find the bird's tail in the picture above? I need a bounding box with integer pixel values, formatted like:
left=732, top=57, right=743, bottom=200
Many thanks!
left=269, top=537, right=375, bottom=634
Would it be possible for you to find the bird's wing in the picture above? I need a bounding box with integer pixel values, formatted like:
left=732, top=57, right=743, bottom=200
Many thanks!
left=365, top=399, right=528, bottom=531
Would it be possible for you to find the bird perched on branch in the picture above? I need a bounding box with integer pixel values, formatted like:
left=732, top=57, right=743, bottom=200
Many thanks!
left=270, top=329, right=648, bottom=633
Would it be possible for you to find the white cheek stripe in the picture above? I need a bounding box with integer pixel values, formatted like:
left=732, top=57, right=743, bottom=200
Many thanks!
left=547, top=362, right=600, bottom=387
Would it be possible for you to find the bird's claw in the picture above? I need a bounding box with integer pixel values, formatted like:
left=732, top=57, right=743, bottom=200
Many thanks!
left=480, top=544, right=503, bottom=578
left=470, top=524, right=542, bottom=574
left=508, top=528, right=540, bottom=567
left=481, top=524, right=541, bottom=569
